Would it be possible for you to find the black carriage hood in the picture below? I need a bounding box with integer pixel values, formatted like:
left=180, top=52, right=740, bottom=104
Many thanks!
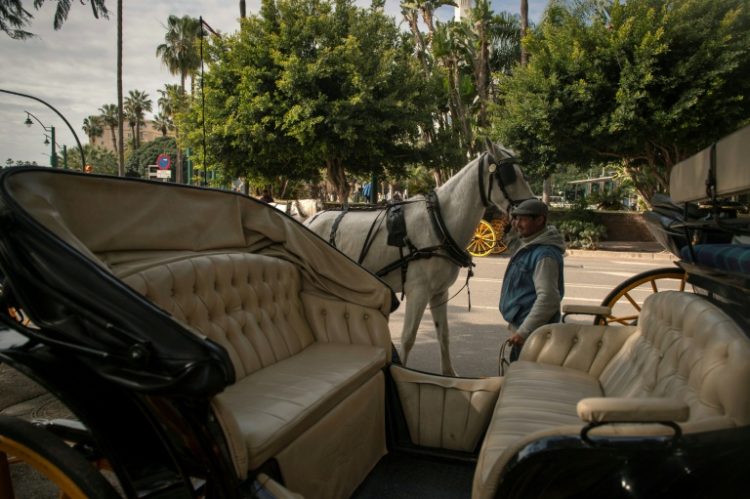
left=0, top=168, right=395, bottom=397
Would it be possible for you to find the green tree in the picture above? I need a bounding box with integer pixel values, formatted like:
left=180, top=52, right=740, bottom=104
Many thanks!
left=187, top=0, right=429, bottom=201
left=82, top=115, right=104, bottom=142
left=98, top=103, right=119, bottom=155
left=156, top=15, right=201, bottom=95
left=124, top=89, right=152, bottom=150
left=152, top=113, right=172, bottom=137
left=1, top=0, right=107, bottom=39
left=492, top=0, right=750, bottom=204
left=66, top=144, right=118, bottom=175
left=156, top=16, right=200, bottom=184
left=126, top=136, right=177, bottom=176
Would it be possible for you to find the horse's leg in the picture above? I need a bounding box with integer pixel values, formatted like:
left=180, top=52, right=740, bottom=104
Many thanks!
left=429, top=290, right=457, bottom=377
left=399, top=289, right=430, bottom=368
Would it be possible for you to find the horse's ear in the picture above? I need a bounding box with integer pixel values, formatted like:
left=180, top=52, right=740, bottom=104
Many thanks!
left=484, top=138, right=495, bottom=155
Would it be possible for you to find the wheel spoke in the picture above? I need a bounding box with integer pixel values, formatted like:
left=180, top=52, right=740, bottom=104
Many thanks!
left=599, top=268, right=687, bottom=326
left=624, top=292, right=641, bottom=311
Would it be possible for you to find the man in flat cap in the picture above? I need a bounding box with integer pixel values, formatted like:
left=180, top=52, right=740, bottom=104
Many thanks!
left=499, top=198, right=566, bottom=362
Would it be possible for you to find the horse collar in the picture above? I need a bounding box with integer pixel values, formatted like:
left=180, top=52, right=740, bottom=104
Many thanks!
left=426, top=191, right=473, bottom=268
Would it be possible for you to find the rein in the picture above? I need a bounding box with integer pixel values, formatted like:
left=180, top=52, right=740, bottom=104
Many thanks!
left=325, top=150, right=526, bottom=306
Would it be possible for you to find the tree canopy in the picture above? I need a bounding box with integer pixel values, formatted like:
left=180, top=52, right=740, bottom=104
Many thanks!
left=1, top=0, right=107, bottom=39
left=492, top=0, right=750, bottom=203
left=185, top=0, right=431, bottom=200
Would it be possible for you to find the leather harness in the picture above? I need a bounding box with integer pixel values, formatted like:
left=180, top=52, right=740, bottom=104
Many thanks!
left=325, top=152, right=528, bottom=299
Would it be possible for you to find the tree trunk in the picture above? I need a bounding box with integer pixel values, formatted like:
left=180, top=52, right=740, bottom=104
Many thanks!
left=117, top=0, right=125, bottom=176
left=475, top=16, right=490, bottom=127
left=520, top=0, right=529, bottom=66
left=175, top=74, right=187, bottom=184
left=542, top=176, right=551, bottom=204
left=326, top=159, right=350, bottom=203
left=110, top=126, right=118, bottom=156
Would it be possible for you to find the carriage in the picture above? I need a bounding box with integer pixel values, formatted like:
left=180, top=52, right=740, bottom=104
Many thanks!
left=466, top=206, right=511, bottom=258
left=0, top=125, right=749, bottom=499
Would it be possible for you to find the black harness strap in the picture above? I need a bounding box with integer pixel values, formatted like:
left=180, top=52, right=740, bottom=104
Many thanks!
left=329, top=204, right=349, bottom=247
left=426, top=191, right=473, bottom=269
left=358, top=209, right=388, bottom=264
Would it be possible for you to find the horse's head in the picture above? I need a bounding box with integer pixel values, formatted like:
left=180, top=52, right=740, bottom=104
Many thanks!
left=481, top=142, right=535, bottom=214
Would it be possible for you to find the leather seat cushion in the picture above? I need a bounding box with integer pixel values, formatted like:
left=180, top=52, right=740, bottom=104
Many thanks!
left=475, top=361, right=603, bottom=489
left=216, top=342, right=386, bottom=469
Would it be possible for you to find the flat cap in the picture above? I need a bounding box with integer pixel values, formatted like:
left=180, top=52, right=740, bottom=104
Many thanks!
left=511, top=198, right=548, bottom=217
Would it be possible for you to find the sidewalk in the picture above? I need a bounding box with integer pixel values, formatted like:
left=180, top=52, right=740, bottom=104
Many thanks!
left=565, top=241, right=677, bottom=261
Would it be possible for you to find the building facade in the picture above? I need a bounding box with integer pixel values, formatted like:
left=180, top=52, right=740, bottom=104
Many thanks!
left=89, top=121, right=170, bottom=153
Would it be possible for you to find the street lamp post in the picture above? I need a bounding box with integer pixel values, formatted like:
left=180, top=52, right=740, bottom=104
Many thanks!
left=25, top=111, right=59, bottom=168
left=43, top=134, right=67, bottom=169
left=1, top=88, right=85, bottom=169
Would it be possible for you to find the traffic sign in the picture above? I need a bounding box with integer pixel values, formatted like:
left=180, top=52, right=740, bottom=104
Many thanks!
left=156, top=154, right=171, bottom=170
left=156, top=170, right=172, bottom=179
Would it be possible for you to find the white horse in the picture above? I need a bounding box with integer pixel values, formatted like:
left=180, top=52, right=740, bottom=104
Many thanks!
left=304, top=146, right=534, bottom=375
left=269, top=199, right=322, bottom=221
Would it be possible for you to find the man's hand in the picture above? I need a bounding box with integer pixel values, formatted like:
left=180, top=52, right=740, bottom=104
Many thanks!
left=509, top=333, right=525, bottom=346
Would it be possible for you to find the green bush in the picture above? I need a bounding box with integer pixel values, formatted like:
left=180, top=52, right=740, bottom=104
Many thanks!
left=589, top=187, right=626, bottom=211
left=558, top=220, right=607, bottom=249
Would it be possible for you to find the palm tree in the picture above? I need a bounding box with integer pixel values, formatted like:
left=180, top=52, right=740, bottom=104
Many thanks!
left=156, top=15, right=201, bottom=184
left=520, top=0, right=528, bottom=66
left=124, top=90, right=152, bottom=150
left=152, top=113, right=173, bottom=137
left=82, top=115, right=104, bottom=143
left=157, top=84, right=183, bottom=118
left=117, top=0, right=124, bottom=176
left=99, top=103, right=119, bottom=155
left=1, top=0, right=107, bottom=39
left=156, top=15, right=201, bottom=96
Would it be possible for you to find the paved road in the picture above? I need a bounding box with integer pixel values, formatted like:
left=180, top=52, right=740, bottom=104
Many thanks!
left=389, top=252, right=681, bottom=378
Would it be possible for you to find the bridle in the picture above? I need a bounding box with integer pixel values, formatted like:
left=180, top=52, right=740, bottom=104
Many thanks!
left=477, top=152, right=530, bottom=209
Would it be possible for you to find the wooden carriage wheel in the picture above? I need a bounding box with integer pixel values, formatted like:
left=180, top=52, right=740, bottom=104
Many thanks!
left=0, top=415, right=119, bottom=499
left=467, top=219, right=496, bottom=257
left=490, top=219, right=509, bottom=254
left=595, top=267, right=688, bottom=325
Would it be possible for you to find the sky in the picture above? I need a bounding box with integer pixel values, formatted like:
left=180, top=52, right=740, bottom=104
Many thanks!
left=0, top=0, right=547, bottom=167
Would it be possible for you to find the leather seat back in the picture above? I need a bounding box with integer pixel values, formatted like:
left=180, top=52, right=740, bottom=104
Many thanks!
left=123, top=252, right=315, bottom=379
left=599, top=291, right=750, bottom=426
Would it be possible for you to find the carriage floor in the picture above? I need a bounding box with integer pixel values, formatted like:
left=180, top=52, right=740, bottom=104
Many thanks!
left=352, top=451, right=474, bottom=499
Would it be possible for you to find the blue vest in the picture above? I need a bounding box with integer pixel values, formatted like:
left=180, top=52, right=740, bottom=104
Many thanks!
left=500, top=244, right=564, bottom=330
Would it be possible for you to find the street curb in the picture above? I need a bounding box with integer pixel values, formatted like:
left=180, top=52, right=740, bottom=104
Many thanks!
left=565, top=249, right=677, bottom=261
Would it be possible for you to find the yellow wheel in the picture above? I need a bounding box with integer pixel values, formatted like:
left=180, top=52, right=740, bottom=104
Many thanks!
left=467, top=219, right=496, bottom=257
left=490, top=219, right=509, bottom=254
left=0, top=415, right=118, bottom=499
left=596, top=267, right=688, bottom=325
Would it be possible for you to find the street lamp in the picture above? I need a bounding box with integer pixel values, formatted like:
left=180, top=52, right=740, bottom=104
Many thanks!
left=44, top=133, right=68, bottom=170
left=24, top=111, right=58, bottom=168
left=1, top=88, right=85, bottom=169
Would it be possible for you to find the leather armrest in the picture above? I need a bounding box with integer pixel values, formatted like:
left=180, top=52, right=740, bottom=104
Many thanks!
left=562, top=304, right=611, bottom=316
left=577, top=397, right=690, bottom=423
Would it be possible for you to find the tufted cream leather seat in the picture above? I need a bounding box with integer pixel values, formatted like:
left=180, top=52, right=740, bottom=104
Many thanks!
left=473, top=291, right=750, bottom=499
left=122, top=251, right=391, bottom=497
